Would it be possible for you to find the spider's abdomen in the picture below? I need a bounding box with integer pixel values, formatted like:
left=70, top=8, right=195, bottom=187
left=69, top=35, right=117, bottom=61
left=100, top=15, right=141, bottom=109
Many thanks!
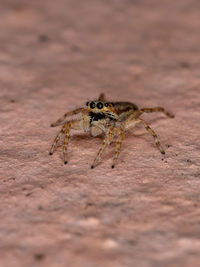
left=113, top=102, right=138, bottom=121
left=113, top=102, right=138, bottom=113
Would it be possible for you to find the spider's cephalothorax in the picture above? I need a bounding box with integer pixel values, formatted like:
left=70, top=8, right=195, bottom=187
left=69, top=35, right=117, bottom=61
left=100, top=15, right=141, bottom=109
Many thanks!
left=49, top=93, right=174, bottom=168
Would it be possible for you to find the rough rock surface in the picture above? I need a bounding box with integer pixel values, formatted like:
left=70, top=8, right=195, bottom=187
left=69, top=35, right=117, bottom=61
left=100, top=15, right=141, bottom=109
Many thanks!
left=0, top=0, right=200, bottom=266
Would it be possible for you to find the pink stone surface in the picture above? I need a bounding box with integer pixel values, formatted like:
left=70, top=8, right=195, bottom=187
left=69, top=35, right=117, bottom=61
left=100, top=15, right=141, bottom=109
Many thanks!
left=0, top=0, right=200, bottom=266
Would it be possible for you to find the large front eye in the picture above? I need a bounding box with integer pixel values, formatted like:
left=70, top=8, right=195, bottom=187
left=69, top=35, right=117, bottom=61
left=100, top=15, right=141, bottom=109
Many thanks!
left=97, top=102, right=103, bottom=109
left=90, top=101, right=95, bottom=109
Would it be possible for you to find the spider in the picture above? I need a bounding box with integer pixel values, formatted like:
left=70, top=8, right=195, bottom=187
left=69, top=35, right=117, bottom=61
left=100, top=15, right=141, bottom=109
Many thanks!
left=49, top=93, right=174, bottom=168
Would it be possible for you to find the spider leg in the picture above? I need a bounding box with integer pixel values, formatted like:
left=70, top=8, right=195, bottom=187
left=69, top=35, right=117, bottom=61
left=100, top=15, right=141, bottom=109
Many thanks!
left=63, top=123, right=71, bottom=164
left=125, top=118, right=165, bottom=154
left=138, top=107, right=174, bottom=118
left=98, top=93, right=106, bottom=101
left=49, top=120, right=82, bottom=163
left=49, top=124, right=65, bottom=155
left=91, top=127, right=115, bottom=169
left=112, top=129, right=124, bottom=168
left=51, top=108, right=86, bottom=127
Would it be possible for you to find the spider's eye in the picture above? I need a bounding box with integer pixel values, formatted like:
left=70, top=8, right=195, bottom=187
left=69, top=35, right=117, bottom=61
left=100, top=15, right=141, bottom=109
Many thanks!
left=86, top=101, right=89, bottom=106
left=90, top=101, right=96, bottom=109
left=105, top=103, right=109, bottom=107
left=97, top=102, right=103, bottom=109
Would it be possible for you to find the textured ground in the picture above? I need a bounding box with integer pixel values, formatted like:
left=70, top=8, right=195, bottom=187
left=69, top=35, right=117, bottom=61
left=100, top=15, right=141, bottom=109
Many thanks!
left=0, top=0, right=200, bottom=266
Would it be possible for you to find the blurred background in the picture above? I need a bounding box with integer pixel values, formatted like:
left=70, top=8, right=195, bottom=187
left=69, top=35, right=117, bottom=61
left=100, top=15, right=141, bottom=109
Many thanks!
left=0, top=0, right=200, bottom=266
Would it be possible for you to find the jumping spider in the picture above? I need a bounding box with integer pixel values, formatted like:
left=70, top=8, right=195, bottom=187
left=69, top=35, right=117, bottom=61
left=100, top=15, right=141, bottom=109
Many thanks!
left=49, top=93, right=174, bottom=168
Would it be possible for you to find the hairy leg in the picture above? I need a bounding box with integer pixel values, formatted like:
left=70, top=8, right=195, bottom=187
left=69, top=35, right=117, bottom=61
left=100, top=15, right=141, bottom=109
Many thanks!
left=125, top=118, right=165, bottom=154
left=51, top=108, right=86, bottom=127
left=63, top=123, right=71, bottom=164
left=49, top=124, right=65, bottom=155
left=91, top=127, right=115, bottom=169
left=49, top=120, right=82, bottom=163
left=122, top=106, right=174, bottom=125
left=138, top=107, right=174, bottom=118
left=112, top=129, right=124, bottom=168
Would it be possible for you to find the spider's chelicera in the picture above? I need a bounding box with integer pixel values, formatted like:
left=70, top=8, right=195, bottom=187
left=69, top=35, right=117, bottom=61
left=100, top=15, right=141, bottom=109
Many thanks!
left=49, top=93, right=174, bottom=168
